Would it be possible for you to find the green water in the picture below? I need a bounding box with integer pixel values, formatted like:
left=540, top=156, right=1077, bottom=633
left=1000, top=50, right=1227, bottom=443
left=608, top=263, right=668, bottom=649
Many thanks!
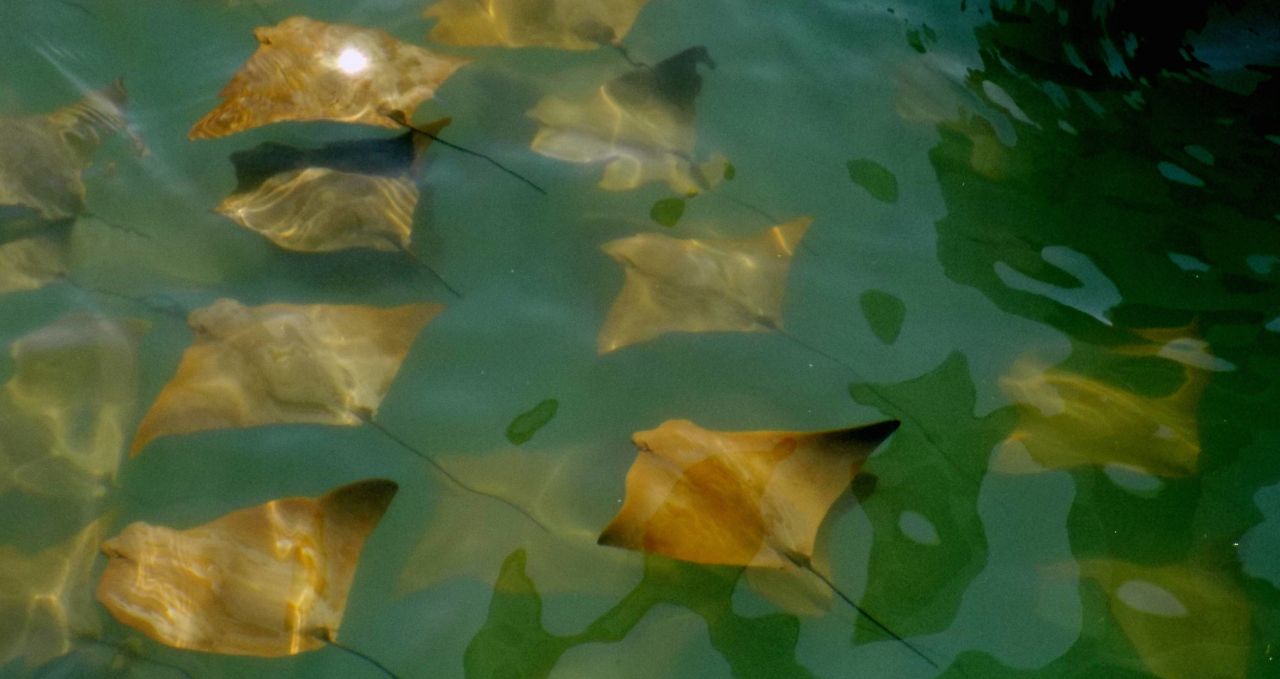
left=1, top=1, right=1278, bottom=677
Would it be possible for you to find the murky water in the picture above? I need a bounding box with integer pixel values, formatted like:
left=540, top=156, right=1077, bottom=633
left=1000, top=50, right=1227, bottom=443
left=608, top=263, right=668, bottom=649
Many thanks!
left=1, top=1, right=1278, bottom=678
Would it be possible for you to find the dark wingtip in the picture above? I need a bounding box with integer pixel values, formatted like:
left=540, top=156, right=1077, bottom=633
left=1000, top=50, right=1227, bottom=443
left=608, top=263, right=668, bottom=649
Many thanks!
left=323, top=478, right=400, bottom=525
left=822, top=419, right=901, bottom=449
left=866, top=419, right=902, bottom=438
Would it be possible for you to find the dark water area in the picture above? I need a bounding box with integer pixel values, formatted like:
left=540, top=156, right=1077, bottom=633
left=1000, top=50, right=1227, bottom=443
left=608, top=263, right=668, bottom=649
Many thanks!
left=1, top=1, right=1278, bottom=678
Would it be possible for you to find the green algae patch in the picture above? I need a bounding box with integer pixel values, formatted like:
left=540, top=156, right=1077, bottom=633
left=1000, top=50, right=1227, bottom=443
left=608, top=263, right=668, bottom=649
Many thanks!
left=847, top=158, right=899, bottom=203
left=506, top=399, right=559, bottom=445
left=860, top=289, right=906, bottom=344
left=650, top=198, right=687, bottom=227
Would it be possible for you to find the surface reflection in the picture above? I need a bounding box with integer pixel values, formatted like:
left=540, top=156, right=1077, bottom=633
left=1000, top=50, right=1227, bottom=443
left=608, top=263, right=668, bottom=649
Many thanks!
left=189, top=16, right=470, bottom=139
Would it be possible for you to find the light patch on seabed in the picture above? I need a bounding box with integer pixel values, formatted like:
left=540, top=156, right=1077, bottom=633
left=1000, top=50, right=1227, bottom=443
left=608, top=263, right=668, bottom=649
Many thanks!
left=994, top=246, right=1122, bottom=325
left=1155, top=337, right=1236, bottom=372
left=1103, top=463, right=1164, bottom=496
left=1266, top=316, right=1280, bottom=333
left=1246, top=254, right=1278, bottom=275
left=982, top=81, right=1035, bottom=125
left=1115, top=580, right=1189, bottom=617
left=1184, top=145, right=1214, bottom=165
left=1167, top=252, right=1210, bottom=272
left=550, top=605, right=731, bottom=679
left=1157, top=161, right=1205, bottom=187
left=899, top=510, right=942, bottom=546
left=1240, top=481, right=1280, bottom=590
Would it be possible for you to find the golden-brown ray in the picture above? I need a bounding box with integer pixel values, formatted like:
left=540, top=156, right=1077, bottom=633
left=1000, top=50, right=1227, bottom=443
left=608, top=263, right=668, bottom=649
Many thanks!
left=0, top=314, right=145, bottom=499
left=0, top=518, right=106, bottom=668
left=130, top=299, right=442, bottom=455
left=95, top=479, right=398, bottom=656
left=598, top=418, right=900, bottom=569
left=424, top=0, right=650, bottom=50
left=529, top=46, right=726, bottom=193
left=0, top=80, right=128, bottom=224
left=189, top=17, right=469, bottom=139
left=215, top=120, right=449, bottom=254
left=598, top=217, right=811, bottom=353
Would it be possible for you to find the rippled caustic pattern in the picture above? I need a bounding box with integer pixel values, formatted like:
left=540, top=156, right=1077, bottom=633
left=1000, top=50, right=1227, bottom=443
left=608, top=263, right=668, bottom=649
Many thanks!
left=189, top=16, right=469, bottom=139
left=598, top=217, right=811, bottom=353
left=216, top=120, right=449, bottom=254
left=599, top=419, right=900, bottom=568
left=1, top=0, right=1279, bottom=678
left=425, top=0, right=649, bottom=49
left=131, top=300, right=442, bottom=454
left=96, top=479, right=398, bottom=656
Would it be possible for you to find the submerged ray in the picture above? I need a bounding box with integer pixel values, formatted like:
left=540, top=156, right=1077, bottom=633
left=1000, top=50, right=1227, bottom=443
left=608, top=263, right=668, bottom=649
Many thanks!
left=130, top=299, right=441, bottom=455
left=190, top=16, right=469, bottom=139
left=96, top=479, right=398, bottom=656
left=0, top=519, right=106, bottom=668
left=424, top=0, right=650, bottom=50
left=1077, top=559, right=1249, bottom=679
left=598, top=217, right=811, bottom=353
left=529, top=46, right=727, bottom=193
left=999, top=353, right=1207, bottom=477
left=0, top=235, right=67, bottom=294
left=216, top=119, right=449, bottom=254
left=0, top=314, right=145, bottom=499
left=598, top=418, right=935, bottom=666
left=0, top=80, right=128, bottom=228
left=598, top=418, right=899, bottom=568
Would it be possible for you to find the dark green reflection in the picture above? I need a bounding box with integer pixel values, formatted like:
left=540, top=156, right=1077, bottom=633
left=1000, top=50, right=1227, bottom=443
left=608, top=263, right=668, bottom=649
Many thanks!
left=849, top=353, right=1015, bottom=638
left=925, top=2, right=1280, bottom=676
left=465, top=549, right=816, bottom=679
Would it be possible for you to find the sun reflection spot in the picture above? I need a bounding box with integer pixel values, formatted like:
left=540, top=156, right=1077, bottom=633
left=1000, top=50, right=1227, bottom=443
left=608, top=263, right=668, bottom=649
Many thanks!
left=336, top=47, right=370, bottom=75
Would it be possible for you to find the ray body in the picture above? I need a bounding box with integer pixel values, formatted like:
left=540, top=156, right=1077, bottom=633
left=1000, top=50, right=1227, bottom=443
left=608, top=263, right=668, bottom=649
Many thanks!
left=131, top=299, right=441, bottom=454
left=96, top=479, right=398, bottom=656
left=0, top=236, right=67, bottom=294
left=0, top=315, right=145, bottom=498
left=1078, top=559, right=1249, bottom=679
left=190, top=16, right=469, bottom=139
left=216, top=121, right=448, bottom=253
left=598, top=217, right=811, bottom=353
left=599, top=418, right=900, bottom=569
left=0, top=519, right=105, bottom=668
left=0, top=80, right=128, bottom=226
left=424, top=0, right=650, bottom=49
left=529, top=46, right=725, bottom=193
left=999, top=354, right=1206, bottom=476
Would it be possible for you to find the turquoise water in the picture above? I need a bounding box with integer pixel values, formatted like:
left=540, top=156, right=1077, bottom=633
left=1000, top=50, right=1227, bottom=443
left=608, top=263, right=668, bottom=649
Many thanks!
left=1, top=1, right=1278, bottom=677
